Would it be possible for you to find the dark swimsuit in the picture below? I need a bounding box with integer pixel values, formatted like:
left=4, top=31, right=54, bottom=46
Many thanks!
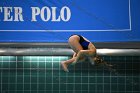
left=70, top=35, right=90, bottom=50
left=78, top=35, right=90, bottom=50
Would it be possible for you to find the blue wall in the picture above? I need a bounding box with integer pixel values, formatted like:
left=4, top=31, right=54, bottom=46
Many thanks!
left=0, top=0, right=139, bottom=42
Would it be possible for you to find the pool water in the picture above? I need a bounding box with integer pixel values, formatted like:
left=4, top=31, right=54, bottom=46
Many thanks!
left=0, top=56, right=139, bottom=93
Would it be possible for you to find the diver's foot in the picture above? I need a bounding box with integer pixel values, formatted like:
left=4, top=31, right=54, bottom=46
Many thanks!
left=61, top=62, right=69, bottom=72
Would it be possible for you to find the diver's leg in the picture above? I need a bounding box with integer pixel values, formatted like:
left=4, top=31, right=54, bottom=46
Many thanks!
left=68, top=35, right=83, bottom=53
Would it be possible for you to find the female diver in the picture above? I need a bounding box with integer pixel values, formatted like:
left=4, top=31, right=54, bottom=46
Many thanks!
left=61, top=35, right=104, bottom=72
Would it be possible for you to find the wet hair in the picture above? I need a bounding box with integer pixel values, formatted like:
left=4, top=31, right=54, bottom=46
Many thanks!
left=94, top=55, right=112, bottom=67
left=94, top=55, right=103, bottom=64
left=94, top=56, right=138, bottom=86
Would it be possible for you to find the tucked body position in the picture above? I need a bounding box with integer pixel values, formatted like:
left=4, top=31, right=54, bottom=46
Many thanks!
left=61, top=34, right=102, bottom=72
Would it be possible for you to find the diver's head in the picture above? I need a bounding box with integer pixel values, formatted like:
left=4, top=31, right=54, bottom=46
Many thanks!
left=93, top=55, right=103, bottom=64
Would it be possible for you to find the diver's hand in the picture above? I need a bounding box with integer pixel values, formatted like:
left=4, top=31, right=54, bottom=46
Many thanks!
left=71, top=57, right=85, bottom=65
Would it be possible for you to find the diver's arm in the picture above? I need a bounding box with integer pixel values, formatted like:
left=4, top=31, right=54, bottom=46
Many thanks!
left=75, top=50, right=96, bottom=62
left=72, top=53, right=77, bottom=58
